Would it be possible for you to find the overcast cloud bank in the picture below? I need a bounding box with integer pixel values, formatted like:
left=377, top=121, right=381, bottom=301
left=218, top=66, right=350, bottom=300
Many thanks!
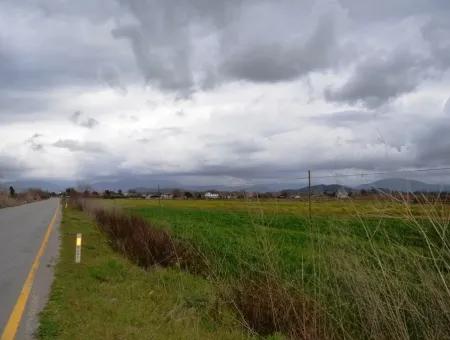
left=0, top=0, right=450, bottom=186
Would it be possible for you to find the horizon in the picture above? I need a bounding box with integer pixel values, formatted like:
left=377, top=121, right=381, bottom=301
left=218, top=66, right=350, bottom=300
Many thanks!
left=2, top=174, right=450, bottom=193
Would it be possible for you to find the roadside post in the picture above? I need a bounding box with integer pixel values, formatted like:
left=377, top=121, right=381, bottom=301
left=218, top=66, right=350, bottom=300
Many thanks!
left=75, top=233, right=82, bottom=263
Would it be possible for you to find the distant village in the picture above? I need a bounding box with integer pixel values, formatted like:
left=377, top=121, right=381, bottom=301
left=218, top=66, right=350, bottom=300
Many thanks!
left=59, top=184, right=450, bottom=203
left=62, top=185, right=354, bottom=200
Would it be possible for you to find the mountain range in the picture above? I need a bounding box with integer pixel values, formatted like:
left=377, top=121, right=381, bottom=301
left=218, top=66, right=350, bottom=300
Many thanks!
left=357, top=178, right=450, bottom=193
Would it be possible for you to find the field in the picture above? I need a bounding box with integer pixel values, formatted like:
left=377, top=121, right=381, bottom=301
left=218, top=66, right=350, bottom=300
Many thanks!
left=112, top=198, right=443, bottom=279
left=41, top=197, right=450, bottom=339
left=113, top=198, right=450, bottom=339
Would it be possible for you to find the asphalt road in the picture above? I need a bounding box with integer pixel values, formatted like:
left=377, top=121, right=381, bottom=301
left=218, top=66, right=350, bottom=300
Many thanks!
left=0, top=198, right=60, bottom=339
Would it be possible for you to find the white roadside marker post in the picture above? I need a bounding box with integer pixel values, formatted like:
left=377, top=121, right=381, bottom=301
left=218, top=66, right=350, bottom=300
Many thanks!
left=75, top=233, right=82, bottom=263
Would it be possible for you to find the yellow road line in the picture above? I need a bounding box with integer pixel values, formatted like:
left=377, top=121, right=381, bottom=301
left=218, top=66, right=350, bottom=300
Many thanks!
left=1, top=204, right=59, bottom=340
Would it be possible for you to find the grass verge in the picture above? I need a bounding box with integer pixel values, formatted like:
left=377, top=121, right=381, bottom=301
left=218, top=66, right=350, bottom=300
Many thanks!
left=38, top=208, right=253, bottom=340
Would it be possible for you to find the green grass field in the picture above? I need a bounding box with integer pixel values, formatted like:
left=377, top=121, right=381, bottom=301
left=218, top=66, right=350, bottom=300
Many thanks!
left=112, top=198, right=450, bottom=339
left=41, top=198, right=450, bottom=339
left=114, top=199, right=440, bottom=278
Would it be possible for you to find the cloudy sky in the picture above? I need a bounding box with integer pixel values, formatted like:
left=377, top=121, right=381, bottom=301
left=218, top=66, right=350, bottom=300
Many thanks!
left=1, top=0, right=450, bottom=187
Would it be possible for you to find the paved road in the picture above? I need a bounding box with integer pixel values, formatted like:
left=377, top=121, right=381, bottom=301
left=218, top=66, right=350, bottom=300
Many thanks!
left=0, top=198, right=60, bottom=339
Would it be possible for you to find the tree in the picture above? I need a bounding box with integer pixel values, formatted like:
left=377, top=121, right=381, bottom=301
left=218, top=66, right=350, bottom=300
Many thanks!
left=172, top=188, right=183, bottom=198
left=9, top=186, right=15, bottom=197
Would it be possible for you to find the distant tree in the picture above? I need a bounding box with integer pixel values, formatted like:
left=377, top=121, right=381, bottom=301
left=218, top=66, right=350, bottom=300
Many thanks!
left=184, top=191, right=193, bottom=199
left=118, top=189, right=123, bottom=196
left=172, top=188, right=183, bottom=198
left=9, top=186, right=15, bottom=197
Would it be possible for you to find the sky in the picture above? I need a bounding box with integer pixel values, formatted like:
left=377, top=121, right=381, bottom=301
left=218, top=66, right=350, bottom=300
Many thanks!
left=1, top=0, right=450, bottom=187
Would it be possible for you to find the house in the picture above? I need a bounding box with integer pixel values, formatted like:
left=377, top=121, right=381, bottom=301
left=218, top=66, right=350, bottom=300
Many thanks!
left=161, top=193, right=173, bottom=199
left=145, top=193, right=160, bottom=199
left=336, top=188, right=349, bottom=199
left=204, top=192, right=220, bottom=199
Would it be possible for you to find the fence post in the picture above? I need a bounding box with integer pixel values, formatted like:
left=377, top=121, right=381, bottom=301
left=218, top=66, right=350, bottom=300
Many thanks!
left=308, top=170, right=312, bottom=221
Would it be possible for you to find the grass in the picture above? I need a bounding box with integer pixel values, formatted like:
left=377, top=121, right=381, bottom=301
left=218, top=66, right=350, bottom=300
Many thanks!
left=109, top=198, right=450, bottom=339
left=41, top=198, right=450, bottom=339
left=114, top=199, right=436, bottom=280
left=38, top=208, right=254, bottom=340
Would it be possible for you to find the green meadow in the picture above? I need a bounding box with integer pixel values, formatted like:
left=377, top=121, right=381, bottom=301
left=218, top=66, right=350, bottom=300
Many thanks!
left=41, top=198, right=450, bottom=339
left=113, top=198, right=450, bottom=339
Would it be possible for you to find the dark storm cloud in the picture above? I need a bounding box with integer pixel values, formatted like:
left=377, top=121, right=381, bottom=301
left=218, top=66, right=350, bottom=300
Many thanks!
left=0, top=1, right=131, bottom=120
left=310, top=110, right=382, bottom=126
left=421, top=16, right=450, bottom=70
left=324, top=50, right=427, bottom=108
left=112, top=0, right=341, bottom=92
left=2, top=0, right=450, bottom=184
left=415, top=97, right=450, bottom=166
left=53, top=139, right=104, bottom=153
left=338, top=0, right=450, bottom=21
left=2, top=0, right=447, bottom=102
left=221, top=14, right=339, bottom=82
left=170, top=152, right=410, bottom=181
left=0, top=38, right=105, bottom=92
left=99, top=65, right=127, bottom=95
left=0, top=91, right=51, bottom=119
left=0, top=155, right=28, bottom=178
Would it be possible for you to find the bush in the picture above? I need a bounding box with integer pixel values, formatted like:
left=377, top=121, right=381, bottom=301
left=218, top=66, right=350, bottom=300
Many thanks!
left=93, top=209, right=198, bottom=270
left=230, top=276, right=326, bottom=339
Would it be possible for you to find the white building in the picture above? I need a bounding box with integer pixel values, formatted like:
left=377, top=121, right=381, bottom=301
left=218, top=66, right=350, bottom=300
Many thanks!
left=336, top=188, right=349, bottom=199
left=204, top=192, right=220, bottom=199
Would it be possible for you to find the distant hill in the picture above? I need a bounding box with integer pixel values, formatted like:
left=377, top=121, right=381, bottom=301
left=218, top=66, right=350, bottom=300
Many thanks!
left=282, top=184, right=354, bottom=195
left=358, top=178, right=450, bottom=193
left=91, top=176, right=180, bottom=192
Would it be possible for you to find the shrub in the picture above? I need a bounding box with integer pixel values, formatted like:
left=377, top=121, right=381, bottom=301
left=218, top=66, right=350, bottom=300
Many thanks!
left=230, top=276, right=327, bottom=339
left=93, top=209, right=197, bottom=270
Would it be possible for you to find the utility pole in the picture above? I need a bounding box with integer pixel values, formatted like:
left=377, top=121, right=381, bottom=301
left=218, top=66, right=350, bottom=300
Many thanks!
left=308, top=170, right=312, bottom=221
left=158, top=184, right=161, bottom=208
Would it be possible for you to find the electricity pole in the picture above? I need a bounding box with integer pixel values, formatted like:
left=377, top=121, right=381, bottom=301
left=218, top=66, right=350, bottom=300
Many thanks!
left=308, top=170, right=312, bottom=221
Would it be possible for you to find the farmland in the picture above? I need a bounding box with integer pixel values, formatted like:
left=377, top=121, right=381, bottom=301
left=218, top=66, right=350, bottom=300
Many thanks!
left=41, top=197, right=450, bottom=339
left=110, top=198, right=450, bottom=338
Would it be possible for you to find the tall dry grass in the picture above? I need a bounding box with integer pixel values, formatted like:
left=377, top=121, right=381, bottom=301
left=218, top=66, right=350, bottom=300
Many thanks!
left=318, top=193, right=450, bottom=339
left=0, top=192, right=16, bottom=208
left=0, top=189, right=49, bottom=208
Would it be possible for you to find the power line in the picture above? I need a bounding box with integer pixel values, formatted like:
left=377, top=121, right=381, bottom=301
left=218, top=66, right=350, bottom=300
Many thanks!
left=295, top=166, right=450, bottom=181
